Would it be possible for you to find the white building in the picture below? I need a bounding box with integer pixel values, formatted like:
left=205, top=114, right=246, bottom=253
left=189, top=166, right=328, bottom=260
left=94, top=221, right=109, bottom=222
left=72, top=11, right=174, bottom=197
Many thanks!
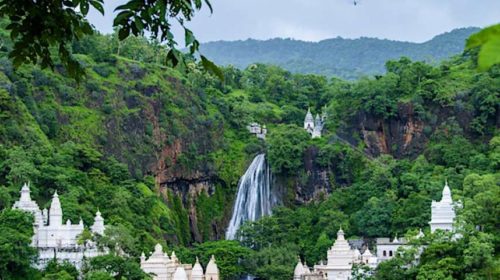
left=13, top=183, right=107, bottom=269
left=247, top=122, right=267, bottom=139
left=141, top=243, right=220, bottom=280
left=304, top=109, right=325, bottom=138
left=429, top=181, right=456, bottom=233
left=375, top=236, right=406, bottom=262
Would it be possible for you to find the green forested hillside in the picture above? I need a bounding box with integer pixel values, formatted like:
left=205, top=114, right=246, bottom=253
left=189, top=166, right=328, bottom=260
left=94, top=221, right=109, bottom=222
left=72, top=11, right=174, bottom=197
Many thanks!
left=199, top=27, right=480, bottom=79
left=0, top=26, right=498, bottom=280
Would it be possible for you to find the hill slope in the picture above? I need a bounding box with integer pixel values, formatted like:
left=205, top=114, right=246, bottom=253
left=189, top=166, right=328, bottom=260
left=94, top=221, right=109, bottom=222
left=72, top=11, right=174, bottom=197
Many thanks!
left=199, top=27, right=480, bottom=79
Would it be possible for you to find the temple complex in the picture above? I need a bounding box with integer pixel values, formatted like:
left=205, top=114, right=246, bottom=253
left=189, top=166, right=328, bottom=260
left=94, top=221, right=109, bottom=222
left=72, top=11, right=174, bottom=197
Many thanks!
left=141, top=243, right=220, bottom=280
left=12, top=183, right=107, bottom=269
left=294, top=228, right=377, bottom=280
left=294, top=182, right=457, bottom=279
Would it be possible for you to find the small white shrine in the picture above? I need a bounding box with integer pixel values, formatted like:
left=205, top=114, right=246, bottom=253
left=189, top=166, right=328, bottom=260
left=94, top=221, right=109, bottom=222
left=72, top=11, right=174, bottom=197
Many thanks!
left=141, top=243, right=220, bottom=280
left=247, top=122, right=267, bottom=139
left=429, top=181, right=456, bottom=233
left=12, top=183, right=107, bottom=269
left=304, top=109, right=326, bottom=138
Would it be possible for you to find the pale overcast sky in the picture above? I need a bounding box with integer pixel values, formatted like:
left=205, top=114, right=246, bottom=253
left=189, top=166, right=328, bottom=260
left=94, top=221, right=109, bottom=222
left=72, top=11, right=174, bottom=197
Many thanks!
left=88, top=0, right=500, bottom=43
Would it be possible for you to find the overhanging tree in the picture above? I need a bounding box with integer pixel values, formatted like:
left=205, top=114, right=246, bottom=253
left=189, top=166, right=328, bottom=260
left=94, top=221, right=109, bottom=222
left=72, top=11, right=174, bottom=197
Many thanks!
left=0, top=0, right=221, bottom=81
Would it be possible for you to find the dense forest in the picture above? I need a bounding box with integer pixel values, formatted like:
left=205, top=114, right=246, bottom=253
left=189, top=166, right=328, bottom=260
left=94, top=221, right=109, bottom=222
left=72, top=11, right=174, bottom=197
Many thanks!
left=0, top=22, right=498, bottom=280
left=199, top=27, right=480, bottom=79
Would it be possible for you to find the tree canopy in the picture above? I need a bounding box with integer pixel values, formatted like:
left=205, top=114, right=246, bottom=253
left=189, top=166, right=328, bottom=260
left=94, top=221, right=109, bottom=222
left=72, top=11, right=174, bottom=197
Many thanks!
left=0, top=0, right=215, bottom=81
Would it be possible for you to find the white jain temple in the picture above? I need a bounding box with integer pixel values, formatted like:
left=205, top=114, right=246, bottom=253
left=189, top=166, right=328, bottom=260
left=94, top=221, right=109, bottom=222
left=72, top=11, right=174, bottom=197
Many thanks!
left=140, top=243, right=220, bottom=280
left=13, top=183, right=221, bottom=279
left=13, top=183, right=107, bottom=269
left=294, top=181, right=457, bottom=280
left=304, top=108, right=326, bottom=138
left=11, top=180, right=456, bottom=280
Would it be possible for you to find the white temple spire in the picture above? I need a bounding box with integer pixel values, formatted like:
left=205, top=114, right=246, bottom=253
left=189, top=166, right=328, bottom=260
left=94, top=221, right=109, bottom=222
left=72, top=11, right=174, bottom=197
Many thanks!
left=49, top=190, right=62, bottom=226
left=294, top=256, right=305, bottom=280
left=392, top=235, right=399, bottom=243
left=191, top=257, right=204, bottom=280
left=337, top=227, right=345, bottom=241
left=304, top=107, right=315, bottom=131
left=91, top=209, right=105, bottom=235
left=206, top=255, right=220, bottom=280
left=429, top=181, right=456, bottom=233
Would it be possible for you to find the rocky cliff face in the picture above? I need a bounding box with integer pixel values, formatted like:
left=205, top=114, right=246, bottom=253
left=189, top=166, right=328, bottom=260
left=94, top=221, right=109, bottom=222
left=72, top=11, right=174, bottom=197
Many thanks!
left=163, top=178, right=223, bottom=242
left=293, top=146, right=332, bottom=203
left=65, top=62, right=234, bottom=244
left=354, top=103, right=427, bottom=158
left=339, top=102, right=476, bottom=158
left=287, top=101, right=484, bottom=204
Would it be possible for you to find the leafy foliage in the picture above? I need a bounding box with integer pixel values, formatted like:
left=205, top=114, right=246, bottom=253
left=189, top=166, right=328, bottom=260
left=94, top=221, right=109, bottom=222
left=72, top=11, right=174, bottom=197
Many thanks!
left=0, top=0, right=216, bottom=81
left=0, top=209, right=38, bottom=279
left=83, top=254, right=151, bottom=280
left=467, top=23, right=500, bottom=71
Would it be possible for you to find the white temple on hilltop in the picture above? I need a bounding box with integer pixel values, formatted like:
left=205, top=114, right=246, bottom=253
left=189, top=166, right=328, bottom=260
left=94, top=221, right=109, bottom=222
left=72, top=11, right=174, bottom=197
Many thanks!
left=141, top=243, right=220, bottom=280
left=304, top=109, right=326, bottom=138
left=12, top=183, right=107, bottom=269
left=429, top=181, right=456, bottom=233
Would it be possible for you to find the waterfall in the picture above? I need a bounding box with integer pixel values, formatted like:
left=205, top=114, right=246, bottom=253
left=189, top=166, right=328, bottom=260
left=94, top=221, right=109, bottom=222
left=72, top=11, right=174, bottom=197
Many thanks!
left=226, top=154, right=273, bottom=240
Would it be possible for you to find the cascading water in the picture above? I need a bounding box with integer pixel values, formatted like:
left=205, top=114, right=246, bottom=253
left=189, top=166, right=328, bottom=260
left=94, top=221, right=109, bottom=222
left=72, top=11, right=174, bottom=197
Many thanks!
left=226, top=153, right=273, bottom=240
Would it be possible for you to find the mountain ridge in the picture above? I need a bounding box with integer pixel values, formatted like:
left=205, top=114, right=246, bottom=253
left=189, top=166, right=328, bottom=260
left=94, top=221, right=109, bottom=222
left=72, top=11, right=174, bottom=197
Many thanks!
left=199, top=27, right=480, bottom=79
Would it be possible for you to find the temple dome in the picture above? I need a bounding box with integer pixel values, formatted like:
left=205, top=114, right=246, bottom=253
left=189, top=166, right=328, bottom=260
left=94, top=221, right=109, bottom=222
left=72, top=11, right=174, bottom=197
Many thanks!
left=173, top=266, right=188, bottom=280
left=294, top=258, right=305, bottom=278
left=191, top=257, right=204, bottom=280
left=154, top=244, right=163, bottom=255
left=206, top=255, right=219, bottom=275
left=303, top=262, right=311, bottom=274
left=362, top=248, right=373, bottom=257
